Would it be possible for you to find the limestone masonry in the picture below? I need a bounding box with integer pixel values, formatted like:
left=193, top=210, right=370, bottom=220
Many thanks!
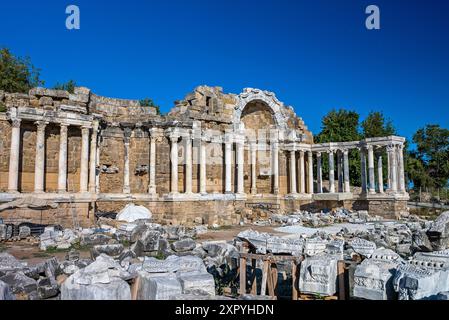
left=0, top=86, right=409, bottom=227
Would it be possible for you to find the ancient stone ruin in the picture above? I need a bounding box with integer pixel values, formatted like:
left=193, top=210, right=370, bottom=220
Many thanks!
left=0, top=85, right=409, bottom=227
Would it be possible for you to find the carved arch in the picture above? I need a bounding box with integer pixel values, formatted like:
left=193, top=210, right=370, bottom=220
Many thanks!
left=233, top=88, right=289, bottom=131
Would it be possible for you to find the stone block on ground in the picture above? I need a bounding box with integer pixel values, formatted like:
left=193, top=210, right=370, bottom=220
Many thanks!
left=349, top=238, right=377, bottom=258
left=0, top=271, right=37, bottom=295
left=353, top=249, right=403, bottom=300
left=136, top=273, right=182, bottom=300
left=178, top=272, right=215, bottom=296
left=60, top=254, right=131, bottom=300
left=91, top=244, right=124, bottom=259
left=298, top=255, right=338, bottom=296
left=171, top=238, right=196, bottom=252
left=0, top=280, right=15, bottom=300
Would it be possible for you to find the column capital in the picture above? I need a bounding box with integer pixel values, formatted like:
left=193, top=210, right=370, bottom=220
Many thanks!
left=35, top=121, right=49, bottom=130
left=60, top=123, right=70, bottom=128
left=386, top=143, right=396, bottom=152
left=180, top=128, right=193, bottom=139
left=148, top=127, right=163, bottom=142
left=366, top=144, right=374, bottom=152
left=10, top=118, right=21, bottom=128
left=234, top=134, right=245, bottom=145
left=299, top=149, right=305, bottom=156
left=316, top=151, right=322, bottom=157
left=165, top=127, right=180, bottom=142
left=342, top=148, right=349, bottom=155
left=224, top=132, right=234, bottom=144
left=91, top=120, right=100, bottom=132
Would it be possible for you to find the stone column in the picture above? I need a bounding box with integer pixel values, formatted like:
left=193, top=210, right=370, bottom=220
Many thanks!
left=307, top=151, right=313, bottom=194
left=299, top=150, right=305, bottom=193
left=122, top=128, right=132, bottom=194
left=343, top=149, right=350, bottom=193
left=148, top=129, right=158, bottom=194
left=316, top=152, right=323, bottom=193
left=377, top=154, right=384, bottom=193
left=387, top=144, right=397, bottom=192
left=367, top=145, right=375, bottom=194
left=250, top=142, right=257, bottom=195
left=387, top=149, right=391, bottom=191
left=236, top=136, right=245, bottom=195
left=337, top=151, right=343, bottom=192
left=398, top=144, right=406, bottom=192
left=168, top=129, right=180, bottom=194
left=89, top=121, right=99, bottom=193
left=79, top=126, right=90, bottom=193
left=224, top=134, right=233, bottom=194
left=271, top=141, right=279, bottom=194
left=289, top=148, right=297, bottom=194
left=360, top=148, right=367, bottom=193
left=34, top=121, right=48, bottom=193
left=57, top=124, right=69, bottom=193
left=185, top=131, right=193, bottom=194
left=95, top=140, right=101, bottom=193
left=8, top=119, right=21, bottom=193
left=328, top=150, right=335, bottom=193
left=199, top=136, right=207, bottom=195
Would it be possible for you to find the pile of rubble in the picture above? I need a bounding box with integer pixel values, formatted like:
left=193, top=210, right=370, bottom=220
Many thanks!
left=2, top=206, right=449, bottom=300
left=270, top=209, right=382, bottom=227
left=237, top=210, right=449, bottom=300
left=0, top=205, right=235, bottom=300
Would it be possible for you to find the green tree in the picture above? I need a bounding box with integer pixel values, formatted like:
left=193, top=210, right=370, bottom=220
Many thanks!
left=315, top=109, right=361, bottom=143
left=140, top=98, right=161, bottom=115
left=53, top=80, right=77, bottom=93
left=0, top=48, right=44, bottom=93
left=315, top=109, right=362, bottom=186
left=361, top=111, right=396, bottom=138
left=411, top=124, right=449, bottom=189
left=406, top=153, right=433, bottom=189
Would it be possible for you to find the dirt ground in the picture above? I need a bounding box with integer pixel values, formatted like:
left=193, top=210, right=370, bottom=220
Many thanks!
left=0, top=224, right=281, bottom=266
left=197, top=224, right=282, bottom=241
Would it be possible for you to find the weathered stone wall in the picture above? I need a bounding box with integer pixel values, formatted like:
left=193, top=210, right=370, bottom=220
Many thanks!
left=0, top=202, right=92, bottom=227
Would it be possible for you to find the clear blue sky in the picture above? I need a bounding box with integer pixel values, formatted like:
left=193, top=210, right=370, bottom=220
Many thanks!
left=1, top=0, right=448, bottom=142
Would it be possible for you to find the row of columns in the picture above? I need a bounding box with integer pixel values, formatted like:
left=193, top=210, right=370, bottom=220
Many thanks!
left=7, top=119, right=97, bottom=194
left=285, top=148, right=314, bottom=195
left=8, top=120, right=407, bottom=197
left=360, top=144, right=406, bottom=194
left=315, top=149, right=351, bottom=194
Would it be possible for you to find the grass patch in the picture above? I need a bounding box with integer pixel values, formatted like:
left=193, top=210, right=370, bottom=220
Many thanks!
left=154, top=252, right=165, bottom=260
left=0, top=243, right=6, bottom=252
left=32, top=252, right=52, bottom=258
left=43, top=241, right=92, bottom=254
left=210, top=225, right=233, bottom=231
left=71, top=242, right=92, bottom=252
left=120, top=239, right=131, bottom=248
left=44, top=246, right=70, bottom=254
